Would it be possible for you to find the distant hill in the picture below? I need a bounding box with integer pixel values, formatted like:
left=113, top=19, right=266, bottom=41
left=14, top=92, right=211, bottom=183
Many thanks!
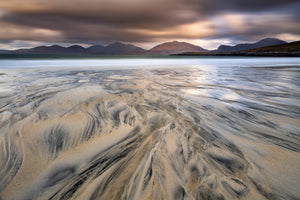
left=215, top=38, right=287, bottom=53
left=86, top=45, right=105, bottom=54
left=147, top=41, right=208, bottom=55
left=102, top=42, right=145, bottom=54
left=13, top=44, right=88, bottom=55
left=236, top=41, right=300, bottom=56
left=1, top=39, right=299, bottom=57
left=175, top=41, right=300, bottom=57
left=14, top=45, right=68, bottom=54
left=2, top=42, right=145, bottom=55
left=0, top=50, right=9, bottom=53
left=66, top=45, right=86, bottom=54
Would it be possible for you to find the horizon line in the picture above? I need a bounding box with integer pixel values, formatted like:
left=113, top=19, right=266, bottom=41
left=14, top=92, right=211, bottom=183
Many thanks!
left=0, top=37, right=293, bottom=51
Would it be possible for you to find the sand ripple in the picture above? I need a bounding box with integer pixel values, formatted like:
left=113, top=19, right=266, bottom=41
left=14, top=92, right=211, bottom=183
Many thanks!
left=0, top=67, right=300, bottom=200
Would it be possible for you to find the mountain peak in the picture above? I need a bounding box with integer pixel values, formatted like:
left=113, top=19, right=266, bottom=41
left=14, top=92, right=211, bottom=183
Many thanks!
left=255, top=38, right=287, bottom=46
left=89, top=44, right=104, bottom=48
left=107, top=42, right=126, bottom=47
left=65, top=45, right=86, bottom=54
left=67, top=45, right=85, bottom=49
left=50, top=45, right=64, bottom=48
left=148, top=41, right=207, bottom=55
left=32, top=45, right=64, bottom=50
left=216, top=38, right=287, bottom=53
left=257, top=38, right=284, bottom=42
left=87, top=45, right=105, bottom=54
left=102, top=42, right=145, bottom=54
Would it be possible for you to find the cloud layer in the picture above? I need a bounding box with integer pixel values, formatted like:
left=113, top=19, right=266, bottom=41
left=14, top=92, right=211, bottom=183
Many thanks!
left=0, top=0, right=299, bottom=49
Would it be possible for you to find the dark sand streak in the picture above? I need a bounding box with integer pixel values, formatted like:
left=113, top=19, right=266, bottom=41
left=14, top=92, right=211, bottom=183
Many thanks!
left=0, top=67, right=299, bottom=200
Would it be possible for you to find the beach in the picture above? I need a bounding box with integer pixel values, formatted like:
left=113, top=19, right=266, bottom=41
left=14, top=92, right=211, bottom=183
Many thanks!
left=0, top=58, right=300, bottom=200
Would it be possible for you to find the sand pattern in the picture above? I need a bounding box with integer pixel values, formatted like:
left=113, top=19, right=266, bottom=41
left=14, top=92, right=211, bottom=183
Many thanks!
left=0, top=67, right=300, bottom=200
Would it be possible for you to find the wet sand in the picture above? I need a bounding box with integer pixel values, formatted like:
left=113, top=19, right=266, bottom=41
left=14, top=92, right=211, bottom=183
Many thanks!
left=0, top=66, right=300, bottom=200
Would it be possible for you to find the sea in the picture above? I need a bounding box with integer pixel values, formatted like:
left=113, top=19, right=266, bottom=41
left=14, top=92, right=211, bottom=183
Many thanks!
left=0, top=56, right=300, bottom=200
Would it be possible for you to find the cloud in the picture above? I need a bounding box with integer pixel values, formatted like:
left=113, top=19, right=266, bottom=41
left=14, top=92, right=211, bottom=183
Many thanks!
left=0, top=21, right=63, bottom=41
left=209, top=12, right=300, bottom=40
left=0, top=0, right=299, bottom=48
left=188, top=0, right=300, bottom=14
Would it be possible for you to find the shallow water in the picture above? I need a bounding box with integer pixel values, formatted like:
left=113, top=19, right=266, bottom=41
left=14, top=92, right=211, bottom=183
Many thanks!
left=0, top=58, right=300, bottom=200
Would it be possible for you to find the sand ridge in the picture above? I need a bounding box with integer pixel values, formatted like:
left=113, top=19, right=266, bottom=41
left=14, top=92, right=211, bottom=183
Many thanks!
left=0, top=67, right=299, bottom=200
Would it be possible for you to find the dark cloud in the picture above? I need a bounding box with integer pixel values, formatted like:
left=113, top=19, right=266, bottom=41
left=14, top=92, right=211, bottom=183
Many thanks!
left=188, top=0, right=300, bottom=14
left=0, top=0, right=299, bottom=48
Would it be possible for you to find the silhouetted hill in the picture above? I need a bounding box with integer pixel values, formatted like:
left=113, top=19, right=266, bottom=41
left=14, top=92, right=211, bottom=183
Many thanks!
left=0, top=50, right=8, bottom=53
left=236, top=40, right=300, bottom=56
left=15, top=45, right=67, bottom=54
left=0, top=42, right=145, bottom=55
left=175, top=41, right=300, bottom=57
left=147, top=41, right=208, bottom=55
left=66, top=45, right=86, bottom=54
left=103, top=42, right=145, bottom=54
left=1, top=39, right=299, bottom=57
left=215, top=38, right=287, bottom=53
left=86, top=45, right=105, bottom=54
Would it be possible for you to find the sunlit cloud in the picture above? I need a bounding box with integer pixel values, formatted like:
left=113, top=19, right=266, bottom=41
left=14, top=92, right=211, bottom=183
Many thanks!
left=126, top=20, right=216, bottom=40
left=275, top=33, right=300, bottom=42
left=209, top=12, right=300, bottom=42
left=0, top=22, right=63, bottom=41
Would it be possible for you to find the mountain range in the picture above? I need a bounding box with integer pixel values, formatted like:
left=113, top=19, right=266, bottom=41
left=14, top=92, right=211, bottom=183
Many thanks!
left=214, top=38, right=287, bottom=53
left=147, top=41, right=208, bottom=55
left=0, top=38, right=299, bottom=56
left=6, top=42, right=146, bottom=55
left=234, top=40, right=300, bottom=56
left=86, top=42, right=145, bottom=54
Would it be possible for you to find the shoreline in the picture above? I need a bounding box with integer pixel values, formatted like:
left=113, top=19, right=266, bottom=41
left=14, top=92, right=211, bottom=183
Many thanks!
left=0, top=53, right=300, bottom=60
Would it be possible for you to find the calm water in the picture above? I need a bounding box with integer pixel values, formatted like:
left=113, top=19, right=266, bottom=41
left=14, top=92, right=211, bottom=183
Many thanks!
left=0, top=57, right=300, bottom=200
left=1, top=57, right=300, bottom=70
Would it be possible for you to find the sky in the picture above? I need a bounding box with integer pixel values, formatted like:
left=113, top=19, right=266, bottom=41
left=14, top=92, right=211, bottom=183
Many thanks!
left=0, top=0, right=299, bottom=50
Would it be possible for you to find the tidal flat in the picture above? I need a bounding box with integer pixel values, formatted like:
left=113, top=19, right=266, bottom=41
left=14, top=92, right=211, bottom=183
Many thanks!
left=0, top=58, right=300, bottom=200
